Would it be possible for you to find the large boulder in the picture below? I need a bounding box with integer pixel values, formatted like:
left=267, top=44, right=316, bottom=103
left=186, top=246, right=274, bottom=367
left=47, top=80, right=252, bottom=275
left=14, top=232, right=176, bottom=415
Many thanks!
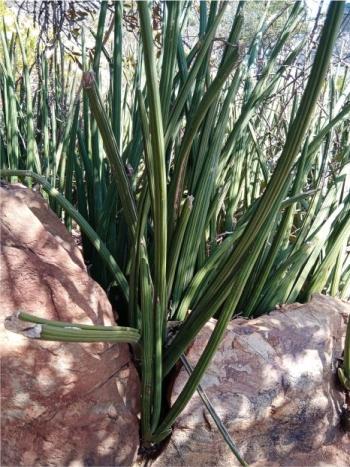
left=154, top=294, right=350, bottom=466
left=0, top=182, right=140, bottom=466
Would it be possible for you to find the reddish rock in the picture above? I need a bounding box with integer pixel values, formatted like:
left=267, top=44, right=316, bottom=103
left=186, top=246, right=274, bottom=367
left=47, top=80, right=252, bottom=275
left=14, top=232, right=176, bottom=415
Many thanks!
left=153, top=294, right=350, bottom=466
left=0, top=182, right=140, bottom=466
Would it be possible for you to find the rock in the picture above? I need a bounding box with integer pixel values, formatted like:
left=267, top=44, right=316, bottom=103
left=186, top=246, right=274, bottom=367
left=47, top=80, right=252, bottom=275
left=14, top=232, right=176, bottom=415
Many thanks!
left=153, top=294, right=350, bottom=466
left=0, top=183, right=140, bottom=466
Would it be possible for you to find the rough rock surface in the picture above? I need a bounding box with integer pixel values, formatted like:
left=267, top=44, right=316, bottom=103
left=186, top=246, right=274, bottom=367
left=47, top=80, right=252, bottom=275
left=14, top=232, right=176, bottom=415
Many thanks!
left=153, top=294, right=350, bottom=466
left=0, top=183, right=140, bottom=466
